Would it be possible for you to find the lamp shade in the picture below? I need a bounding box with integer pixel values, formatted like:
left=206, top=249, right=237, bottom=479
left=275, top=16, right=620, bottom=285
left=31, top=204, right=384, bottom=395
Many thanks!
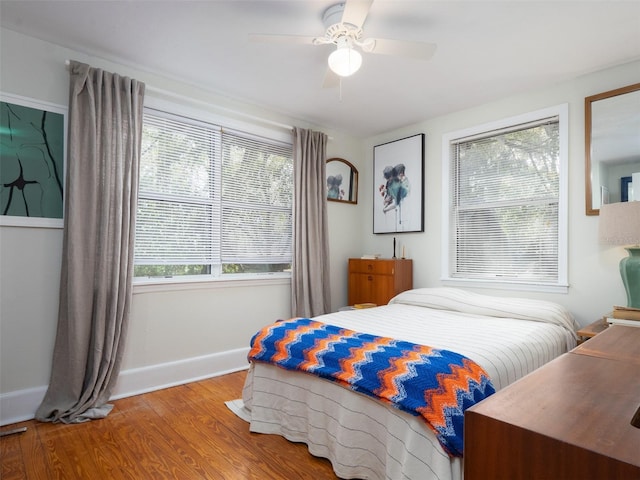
left=328, top=45, right=362, bottom=77
left=599, top=201, right=640, bottom=308
left=599, top=201, right=640, bottom=245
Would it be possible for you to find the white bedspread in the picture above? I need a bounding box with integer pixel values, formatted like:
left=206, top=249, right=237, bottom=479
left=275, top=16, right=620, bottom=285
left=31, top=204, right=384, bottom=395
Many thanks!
left=241, top=288, right=577, bottom=480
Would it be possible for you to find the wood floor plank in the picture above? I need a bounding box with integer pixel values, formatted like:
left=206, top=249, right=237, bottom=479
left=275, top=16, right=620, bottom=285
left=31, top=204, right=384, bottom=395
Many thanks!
left=19, top=423, right=51, bottom=480
left=144, top=382, right=266, bottom=478
left=0, top=425, right=26, bottom=480
left=38, top=428, right=80, bottom=480
left=122, top=394, right=228, bottom=479
left=75, top=397, right=151, bottom=480
left=114, top=396, right=216, bottom=479
left=187, top=380, right=336, bottom=479
left=0, top=371, right=338, bottom=479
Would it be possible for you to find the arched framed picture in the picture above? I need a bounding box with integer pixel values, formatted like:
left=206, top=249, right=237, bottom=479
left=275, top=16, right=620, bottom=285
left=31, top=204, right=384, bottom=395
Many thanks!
left=326, top=157, right=358, bottom=204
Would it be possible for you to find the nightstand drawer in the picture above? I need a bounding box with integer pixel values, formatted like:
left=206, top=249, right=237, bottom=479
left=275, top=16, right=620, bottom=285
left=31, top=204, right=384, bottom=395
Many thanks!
left=348, top=258, right=396, bottom=275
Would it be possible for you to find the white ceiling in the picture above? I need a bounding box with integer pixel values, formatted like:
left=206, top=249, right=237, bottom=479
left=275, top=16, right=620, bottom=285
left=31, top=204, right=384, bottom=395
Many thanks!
left=1, top=0, right=639, bottom=138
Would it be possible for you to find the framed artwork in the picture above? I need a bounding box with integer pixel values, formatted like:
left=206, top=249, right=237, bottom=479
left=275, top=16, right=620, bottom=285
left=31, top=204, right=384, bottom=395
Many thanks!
left=326, top=157, right=358, bottom=204
left=373, top=133, right=424, bottom=234
left=0, top=93, right=66, bottom=228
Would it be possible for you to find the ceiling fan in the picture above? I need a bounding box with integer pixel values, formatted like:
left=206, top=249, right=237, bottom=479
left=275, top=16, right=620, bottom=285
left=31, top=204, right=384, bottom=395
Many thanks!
left=249, top=0, right=437, bottom=87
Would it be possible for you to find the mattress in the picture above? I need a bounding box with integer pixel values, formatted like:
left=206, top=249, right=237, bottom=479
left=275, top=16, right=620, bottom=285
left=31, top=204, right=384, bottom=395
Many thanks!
left=241, top=288, right=578, bottom=480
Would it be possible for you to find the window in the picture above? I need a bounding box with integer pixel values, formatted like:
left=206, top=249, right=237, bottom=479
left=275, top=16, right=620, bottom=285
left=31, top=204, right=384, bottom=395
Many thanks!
left=134, top=108, right=293, bottom=280
left=442, top=105, right=568, bottom=292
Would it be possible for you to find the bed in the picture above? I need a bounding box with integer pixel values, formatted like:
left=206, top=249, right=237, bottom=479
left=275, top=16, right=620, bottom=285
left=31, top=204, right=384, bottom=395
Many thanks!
left=240, top=287, right=578, bottom=480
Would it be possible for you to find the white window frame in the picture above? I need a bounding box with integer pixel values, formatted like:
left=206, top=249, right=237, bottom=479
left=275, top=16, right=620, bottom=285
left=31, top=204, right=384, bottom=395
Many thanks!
left=133, top=95, right=294, bottom=288
left=441, top=104, right=569, bottom=293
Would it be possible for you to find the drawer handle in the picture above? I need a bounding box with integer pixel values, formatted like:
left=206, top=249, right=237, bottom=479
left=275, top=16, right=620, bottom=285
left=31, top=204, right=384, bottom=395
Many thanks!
left=368, top=276, right=373, bottom=281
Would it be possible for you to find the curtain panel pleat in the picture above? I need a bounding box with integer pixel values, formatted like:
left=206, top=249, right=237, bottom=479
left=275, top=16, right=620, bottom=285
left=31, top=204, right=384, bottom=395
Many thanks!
left=291, top=127, right=331, bottom=317
left=36, top=61, right=145, bottom=423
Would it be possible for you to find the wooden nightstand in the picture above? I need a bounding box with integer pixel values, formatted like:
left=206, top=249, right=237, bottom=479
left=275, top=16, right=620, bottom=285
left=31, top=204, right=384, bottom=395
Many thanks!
left=347, top=258, right=412, bottom=306
left=576, top=317, right=609, bottom=344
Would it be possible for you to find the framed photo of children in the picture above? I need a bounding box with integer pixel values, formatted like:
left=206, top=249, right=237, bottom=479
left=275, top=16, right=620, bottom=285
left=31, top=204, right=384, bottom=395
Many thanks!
left=326, top=157, right=358, bottom=204
left=373, top=133, right=424, bottom=234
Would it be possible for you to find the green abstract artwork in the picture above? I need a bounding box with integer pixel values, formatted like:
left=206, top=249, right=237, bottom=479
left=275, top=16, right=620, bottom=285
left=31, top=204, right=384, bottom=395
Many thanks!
left=1, top=99, right=64, bottom=220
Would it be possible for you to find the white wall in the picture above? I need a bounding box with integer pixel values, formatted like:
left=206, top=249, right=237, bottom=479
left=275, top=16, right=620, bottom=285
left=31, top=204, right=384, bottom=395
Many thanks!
left=1, top=26, right=636, bottom=425
left=359, top=60, right=640, bottom=326
left=0, top=28, right=364, bottom=424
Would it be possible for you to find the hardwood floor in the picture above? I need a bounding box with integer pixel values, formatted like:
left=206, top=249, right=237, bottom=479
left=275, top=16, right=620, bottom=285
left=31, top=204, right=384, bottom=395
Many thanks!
left=0, top=370, right=338, bottom=479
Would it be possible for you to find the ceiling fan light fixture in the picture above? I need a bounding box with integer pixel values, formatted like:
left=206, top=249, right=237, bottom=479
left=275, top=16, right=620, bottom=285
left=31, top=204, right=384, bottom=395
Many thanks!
left=328, top=44, right=362, bottom=77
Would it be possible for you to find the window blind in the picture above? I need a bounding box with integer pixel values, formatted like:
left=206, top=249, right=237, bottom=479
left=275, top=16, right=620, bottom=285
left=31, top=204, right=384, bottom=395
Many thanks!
left=449, top=116, right=560, bottom=283
left=220, top=130, right=293, bottom=264
left=134, top=109, right=293, bottom=278
left=136, top=112, right=221, bottom=266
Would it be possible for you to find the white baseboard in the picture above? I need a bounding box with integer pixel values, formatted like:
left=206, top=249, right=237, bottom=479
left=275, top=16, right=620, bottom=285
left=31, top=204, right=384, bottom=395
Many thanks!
left=0, top=347, right=250, bottom=426
left=110, top=347, right=250, bottom=399
left=0, top=385, right=48, bottom=426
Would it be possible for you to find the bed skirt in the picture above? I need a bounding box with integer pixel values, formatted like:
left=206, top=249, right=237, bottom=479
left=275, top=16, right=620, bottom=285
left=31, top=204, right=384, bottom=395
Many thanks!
left=242, top=362, right=462, bottom=480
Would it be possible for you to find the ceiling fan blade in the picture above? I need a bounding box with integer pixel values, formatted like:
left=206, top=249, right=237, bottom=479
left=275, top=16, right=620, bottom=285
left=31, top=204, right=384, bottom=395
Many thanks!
left=248, top=33, right=318, bottom=46
left=366, top=38, right=437, bottom=60
left=341, top=0, right=374, bottom=28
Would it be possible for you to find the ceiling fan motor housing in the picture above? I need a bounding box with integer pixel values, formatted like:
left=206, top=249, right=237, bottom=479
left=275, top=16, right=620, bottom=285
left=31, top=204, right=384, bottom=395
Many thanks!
left=321, top=3, right=363, bottom=45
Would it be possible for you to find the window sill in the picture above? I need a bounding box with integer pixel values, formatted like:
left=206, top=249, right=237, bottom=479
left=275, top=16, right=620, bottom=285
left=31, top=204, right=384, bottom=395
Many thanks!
left=133, top=273, right=291, bottom=294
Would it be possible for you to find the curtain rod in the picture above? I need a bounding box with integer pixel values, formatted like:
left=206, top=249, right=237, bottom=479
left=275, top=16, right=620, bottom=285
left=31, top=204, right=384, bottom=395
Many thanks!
left=64, top=59, right=297, bottom=133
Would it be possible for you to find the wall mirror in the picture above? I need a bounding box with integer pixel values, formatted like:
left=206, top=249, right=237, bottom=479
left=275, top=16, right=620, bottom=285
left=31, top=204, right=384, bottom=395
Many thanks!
left=585, top=82, right=640, bottom=215
left=326, top=157, right=358, bottom=204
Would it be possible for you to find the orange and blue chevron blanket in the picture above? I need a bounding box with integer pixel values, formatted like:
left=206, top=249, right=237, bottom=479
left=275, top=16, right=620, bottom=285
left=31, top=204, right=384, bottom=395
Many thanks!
left=248, top=318, right=495, bottom=457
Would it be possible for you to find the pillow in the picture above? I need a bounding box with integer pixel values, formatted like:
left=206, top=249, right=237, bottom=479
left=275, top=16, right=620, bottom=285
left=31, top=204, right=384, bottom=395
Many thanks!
left=389, top=287, right=578, bottom=336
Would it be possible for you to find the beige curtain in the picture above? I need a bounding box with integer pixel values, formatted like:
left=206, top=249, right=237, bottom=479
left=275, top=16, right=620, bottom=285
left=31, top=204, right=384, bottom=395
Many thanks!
left=36, top=61, right=145, bottom=423
left=291, top=127, right=331, bottom=317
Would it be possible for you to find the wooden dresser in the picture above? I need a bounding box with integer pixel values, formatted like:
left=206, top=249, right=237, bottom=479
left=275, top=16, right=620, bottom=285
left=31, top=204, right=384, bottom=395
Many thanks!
left=464, top=325, right=640, bottom=479
left=347, top=258, right=412, bottom=306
